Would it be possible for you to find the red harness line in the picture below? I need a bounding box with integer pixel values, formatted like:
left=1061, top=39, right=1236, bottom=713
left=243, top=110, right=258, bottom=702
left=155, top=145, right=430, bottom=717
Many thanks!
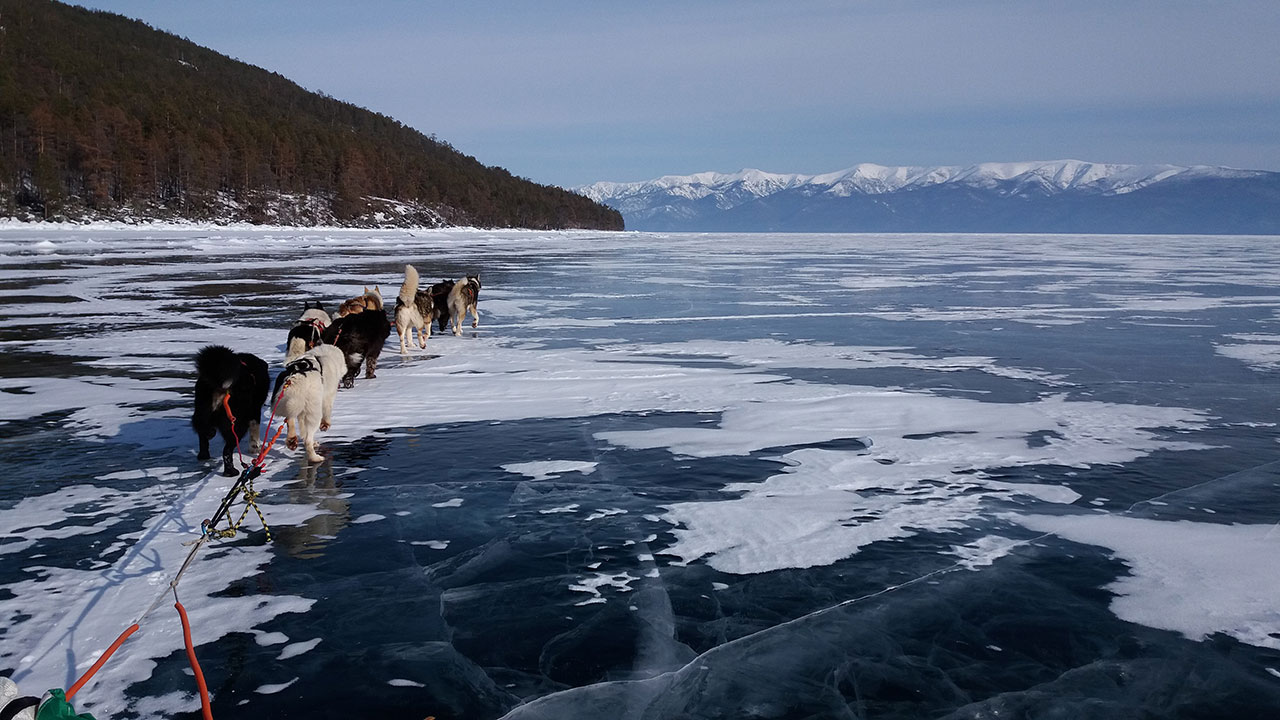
left=255, top=383, right=290, bottom=464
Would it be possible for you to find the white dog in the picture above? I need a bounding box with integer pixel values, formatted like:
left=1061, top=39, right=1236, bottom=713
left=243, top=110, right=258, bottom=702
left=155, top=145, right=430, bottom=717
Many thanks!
left=448, top=274, right=481, bottom=335
left=271, top=344, right=344, bottom=463
left=394, top=264, right=434, bottom=353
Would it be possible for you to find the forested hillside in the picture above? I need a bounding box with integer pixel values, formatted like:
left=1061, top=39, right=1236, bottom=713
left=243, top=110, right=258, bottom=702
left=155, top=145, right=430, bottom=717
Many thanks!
left=0, top=0, right=623, bottom=229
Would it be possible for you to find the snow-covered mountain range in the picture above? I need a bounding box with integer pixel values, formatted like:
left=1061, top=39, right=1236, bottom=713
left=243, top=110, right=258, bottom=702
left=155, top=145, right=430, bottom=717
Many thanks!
left=578, top=160, right=1280, bottom=234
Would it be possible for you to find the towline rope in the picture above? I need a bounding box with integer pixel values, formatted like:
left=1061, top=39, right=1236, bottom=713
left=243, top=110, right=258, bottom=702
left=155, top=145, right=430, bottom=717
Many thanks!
left=58, top=384, right=294, bottom=715
left=175, top=595, right=214, bottom=720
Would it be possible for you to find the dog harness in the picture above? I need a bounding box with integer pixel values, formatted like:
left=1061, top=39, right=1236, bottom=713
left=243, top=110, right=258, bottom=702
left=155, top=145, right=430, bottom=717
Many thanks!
left=298, top=318, right=326, bottom=349
left=285, top=357, right=319, bottom=378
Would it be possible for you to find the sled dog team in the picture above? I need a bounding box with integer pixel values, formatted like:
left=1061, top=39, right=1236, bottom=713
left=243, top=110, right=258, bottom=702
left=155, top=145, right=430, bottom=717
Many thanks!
left=192, top=267, right=481, bottom=476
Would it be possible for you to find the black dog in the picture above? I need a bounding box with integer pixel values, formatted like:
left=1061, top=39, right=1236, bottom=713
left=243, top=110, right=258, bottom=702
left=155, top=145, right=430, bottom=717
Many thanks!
left=192, top=345, right=270, bottom=476
left=321, top=307, right=391, bottom=388
left=428, top=279, right=454, bottom=333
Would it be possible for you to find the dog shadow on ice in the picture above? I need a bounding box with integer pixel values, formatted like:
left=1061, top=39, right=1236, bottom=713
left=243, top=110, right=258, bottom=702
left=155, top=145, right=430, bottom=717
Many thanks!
left=393, top=352, right=441, bottom=365
left=111, top=415, right=195, bottom=452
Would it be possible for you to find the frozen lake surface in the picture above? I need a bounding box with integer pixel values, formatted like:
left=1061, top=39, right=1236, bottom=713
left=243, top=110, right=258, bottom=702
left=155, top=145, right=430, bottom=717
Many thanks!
left=2, top=227, right=1279, bottom=719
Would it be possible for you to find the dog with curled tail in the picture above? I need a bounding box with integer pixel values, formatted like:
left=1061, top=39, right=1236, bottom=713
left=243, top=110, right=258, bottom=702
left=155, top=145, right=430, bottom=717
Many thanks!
left=448, top=274, right=481, bottom=335
left=394, top=264, right=434, bottom=353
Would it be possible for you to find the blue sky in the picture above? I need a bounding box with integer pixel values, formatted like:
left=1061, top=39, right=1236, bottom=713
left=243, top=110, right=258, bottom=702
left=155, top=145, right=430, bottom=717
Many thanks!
left=72, top=1, right=1280, bottom=188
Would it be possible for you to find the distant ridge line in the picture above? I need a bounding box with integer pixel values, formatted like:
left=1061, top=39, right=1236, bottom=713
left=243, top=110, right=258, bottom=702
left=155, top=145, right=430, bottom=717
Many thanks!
left=577, top=159, right=1280, bottom=235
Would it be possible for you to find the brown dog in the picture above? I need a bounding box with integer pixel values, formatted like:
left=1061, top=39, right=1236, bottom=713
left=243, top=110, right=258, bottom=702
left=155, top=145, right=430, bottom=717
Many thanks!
left=336, top=286, right=383, bottom=317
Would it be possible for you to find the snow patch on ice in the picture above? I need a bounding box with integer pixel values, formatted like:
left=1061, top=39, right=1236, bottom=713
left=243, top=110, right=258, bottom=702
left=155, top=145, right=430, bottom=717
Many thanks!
left=255, top=678, right=298, bottom=695
left=254, top=632, right=289, bottom=647
left=501, top=460, right=599, bottom=481
left=599, top=338, right=1068, bottom=385
left=569, top=571, right=639, bottom=604
left=648, top=388, right=1207, bottom=574
left=0, top=376, right=179, bottom=431
left=1215, top=333, right=1280, bottom=371
left=1014, top=513, right=1280, bottom=649
left=277, top=638, right=322, bottom=660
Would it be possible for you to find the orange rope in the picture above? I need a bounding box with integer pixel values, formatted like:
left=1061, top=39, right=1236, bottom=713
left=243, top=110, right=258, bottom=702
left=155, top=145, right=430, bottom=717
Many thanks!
left=66, top=623, right=139, bottom=700
left=221, top=392, right=248, bottom=466
left=175, top=601, right=214, bottom=720
left=220, top=393, right=236, bottom=428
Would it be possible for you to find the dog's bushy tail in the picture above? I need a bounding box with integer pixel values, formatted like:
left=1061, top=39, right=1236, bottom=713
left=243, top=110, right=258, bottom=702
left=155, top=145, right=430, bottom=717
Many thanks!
left=195, top=345, right=242, bottom=389
left=285, top=336, right=308, bottom=362
left=398, top=265, right=420, bottom=307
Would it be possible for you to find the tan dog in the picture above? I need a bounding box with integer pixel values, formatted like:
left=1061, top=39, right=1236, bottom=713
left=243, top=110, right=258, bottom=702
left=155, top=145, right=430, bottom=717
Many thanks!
left=336, top=286, right=383, bottom=317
